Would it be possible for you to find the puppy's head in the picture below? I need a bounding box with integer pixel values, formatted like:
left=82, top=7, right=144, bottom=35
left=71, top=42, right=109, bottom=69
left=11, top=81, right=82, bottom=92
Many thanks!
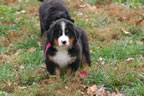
left=49, top=9, right=74, bottom=23
left=47, top=19, right=79, bottom=48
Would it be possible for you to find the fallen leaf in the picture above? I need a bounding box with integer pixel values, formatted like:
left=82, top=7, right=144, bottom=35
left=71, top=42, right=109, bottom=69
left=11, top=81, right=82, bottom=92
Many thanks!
left=110, top=9, right=118, bottom=16
left=27, top=48, right=36, bottom=53
left=79, top=72, right=89, bottom=78
left=115, top=88, right=119, bottom=93
left=7, top=53, right=12, bottom=56
left=0, top=55, right=3, bottom=60
left=121, top=28, right=131, bottom=35
left=126, top=58, right=134, bottom=63
left=98, top=46, right=103, bottom=49
left=141, top=67, right=144, bottom=73
left=15, top=49, right=24, bottom=55
left=87, top=85, right=97, bottom=95
left=41, top=79, right=52, bottom=87
left=96, top=6, right=103, bottom=9
left=87, top=4, right=96, bottom=11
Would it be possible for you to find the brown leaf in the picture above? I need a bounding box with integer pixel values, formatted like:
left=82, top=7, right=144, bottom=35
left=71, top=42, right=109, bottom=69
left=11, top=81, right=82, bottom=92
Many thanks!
left=7, top=53, right=12, bottom=56
left=121, top=28, right=131, bottom=35
left=110, top=9, right=118, bottom=16
left=126, top=58, right=134, bottom=63
left=27, top=48, right=36, bottom=53
left=0, top=55, right=3, bottom=60
left=87, top=4, right=97, bottom=11
left=141, top=67, right=144, bottom=73
left=2, top=38, right=9, bottom=47
left=87, top=85, right=97, bottom=95
left=15, top=49, right=24, bottom=55
left=115, top=88, right=119, bottom=94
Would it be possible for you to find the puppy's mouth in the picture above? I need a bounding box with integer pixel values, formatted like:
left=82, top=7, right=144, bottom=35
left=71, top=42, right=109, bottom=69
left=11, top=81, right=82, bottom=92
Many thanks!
left=60, top=44, right=69, bottom=48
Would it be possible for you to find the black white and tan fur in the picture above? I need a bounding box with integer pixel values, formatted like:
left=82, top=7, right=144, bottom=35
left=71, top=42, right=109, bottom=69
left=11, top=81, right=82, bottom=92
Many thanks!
left=39, top=0, right=74, bottom=37
left=44, top=19, right=91, bottom=76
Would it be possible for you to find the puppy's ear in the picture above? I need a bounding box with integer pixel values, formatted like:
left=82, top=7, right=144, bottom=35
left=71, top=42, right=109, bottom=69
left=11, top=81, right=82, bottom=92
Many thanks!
left=46, top=27, right=54, bottom=43
left=70, top=17, right=74, bottom=23
left=65, top=11, right=74, bottom=23
left=73, top=25, right=80, bottom=43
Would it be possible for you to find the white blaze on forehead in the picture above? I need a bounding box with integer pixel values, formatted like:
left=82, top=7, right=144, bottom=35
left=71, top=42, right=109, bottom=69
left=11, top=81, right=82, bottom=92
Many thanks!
left=61, top=21, right=66, bottom=34
left=57, top=21, right=70, bottom=47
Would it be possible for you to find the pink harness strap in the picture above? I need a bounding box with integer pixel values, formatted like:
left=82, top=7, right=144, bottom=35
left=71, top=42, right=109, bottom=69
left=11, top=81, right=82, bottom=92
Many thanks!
left=44, top=43, right=51, bottom=58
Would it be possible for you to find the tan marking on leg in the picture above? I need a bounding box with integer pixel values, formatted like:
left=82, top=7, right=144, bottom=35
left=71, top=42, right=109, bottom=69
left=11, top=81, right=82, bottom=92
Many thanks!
left=71, top=56, right=77, bottom=62
left=82, top=54, right=90, bottom=71
left=48, top=56, right=54, bottom=61
left=55, top=67, right=60, bottom=78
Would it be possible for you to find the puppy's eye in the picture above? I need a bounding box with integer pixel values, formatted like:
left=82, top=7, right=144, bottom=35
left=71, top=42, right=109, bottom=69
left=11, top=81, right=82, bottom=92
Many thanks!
left=59, top=30, right=62, bottom=33
left=66, top=29, right=69, bottom=33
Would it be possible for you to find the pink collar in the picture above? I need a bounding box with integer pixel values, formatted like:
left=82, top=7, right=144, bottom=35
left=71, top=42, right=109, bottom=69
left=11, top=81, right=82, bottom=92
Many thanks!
left=44, top=43, right=51, bottom=58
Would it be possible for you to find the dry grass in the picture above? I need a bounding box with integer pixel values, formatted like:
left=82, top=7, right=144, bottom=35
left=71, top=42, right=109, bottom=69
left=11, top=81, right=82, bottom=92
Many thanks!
left=0, top=0, right=144, bottom=96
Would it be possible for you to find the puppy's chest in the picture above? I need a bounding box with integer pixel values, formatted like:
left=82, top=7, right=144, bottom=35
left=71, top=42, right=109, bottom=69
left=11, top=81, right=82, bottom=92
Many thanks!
left=53, top=49, right=72, bottom=68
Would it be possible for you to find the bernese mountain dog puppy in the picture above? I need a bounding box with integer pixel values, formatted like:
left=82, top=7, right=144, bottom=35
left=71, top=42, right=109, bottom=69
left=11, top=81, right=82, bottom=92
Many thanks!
left=39, top=0, right=74, bottom=37
left=44, top=19, right=91, bottom=76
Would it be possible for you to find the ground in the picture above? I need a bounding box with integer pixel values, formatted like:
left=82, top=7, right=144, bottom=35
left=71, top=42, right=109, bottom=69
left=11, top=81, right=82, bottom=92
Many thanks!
left=0, top=0, right=144, bottom=96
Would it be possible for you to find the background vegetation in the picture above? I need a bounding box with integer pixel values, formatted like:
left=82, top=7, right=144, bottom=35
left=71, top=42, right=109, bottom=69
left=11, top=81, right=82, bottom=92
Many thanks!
left=0, top=0, right=144, bottom=95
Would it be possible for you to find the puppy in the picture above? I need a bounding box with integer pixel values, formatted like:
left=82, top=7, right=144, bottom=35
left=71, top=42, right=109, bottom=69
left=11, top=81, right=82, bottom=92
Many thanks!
left=44, top=19, right=91, bottom=76
left=39, top=0, right=74, bottom=37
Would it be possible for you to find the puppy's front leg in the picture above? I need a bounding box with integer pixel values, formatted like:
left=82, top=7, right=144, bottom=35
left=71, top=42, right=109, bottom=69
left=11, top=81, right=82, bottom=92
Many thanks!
left=45, top=59, right=60, bottom=78
left=67, top=58, right=81, bottom=76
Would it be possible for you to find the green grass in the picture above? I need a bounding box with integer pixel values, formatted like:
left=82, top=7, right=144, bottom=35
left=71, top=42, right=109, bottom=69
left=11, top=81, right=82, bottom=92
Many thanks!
left=85, top=0, right=144, bottom=8
left=0, top=0, right=144, bottom=96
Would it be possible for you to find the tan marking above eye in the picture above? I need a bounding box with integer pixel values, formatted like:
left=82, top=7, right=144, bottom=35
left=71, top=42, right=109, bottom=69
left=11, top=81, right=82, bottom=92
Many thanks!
left=59, top=30, right=62, bottom=33
left=66, top=29, right=69, bottom=33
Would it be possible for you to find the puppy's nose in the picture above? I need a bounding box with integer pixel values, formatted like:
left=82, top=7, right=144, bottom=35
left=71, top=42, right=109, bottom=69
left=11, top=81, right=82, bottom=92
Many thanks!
left=62, top=41, right=66, bottom=45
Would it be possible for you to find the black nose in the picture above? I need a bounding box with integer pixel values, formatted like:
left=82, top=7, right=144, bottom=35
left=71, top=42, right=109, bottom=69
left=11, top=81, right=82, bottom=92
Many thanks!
left=62, top=41, right=66, bottom=45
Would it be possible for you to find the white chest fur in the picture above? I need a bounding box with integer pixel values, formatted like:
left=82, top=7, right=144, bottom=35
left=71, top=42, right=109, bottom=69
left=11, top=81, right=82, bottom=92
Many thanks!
left=53, top=48, right=72, bottom=68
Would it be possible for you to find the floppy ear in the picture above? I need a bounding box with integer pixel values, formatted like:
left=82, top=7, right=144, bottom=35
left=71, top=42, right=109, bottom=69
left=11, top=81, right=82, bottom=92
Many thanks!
left=70, top=17, right=74, bottom=23
left=46, top=26, right=54, bottom=43
left=65, top=11, right=75, bottom=23
left=73, top=25, right=80, bottom=43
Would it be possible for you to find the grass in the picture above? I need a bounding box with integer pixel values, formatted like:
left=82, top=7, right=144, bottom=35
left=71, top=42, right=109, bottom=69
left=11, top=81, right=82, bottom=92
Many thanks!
left=0, top=0, right=144, bottom=96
